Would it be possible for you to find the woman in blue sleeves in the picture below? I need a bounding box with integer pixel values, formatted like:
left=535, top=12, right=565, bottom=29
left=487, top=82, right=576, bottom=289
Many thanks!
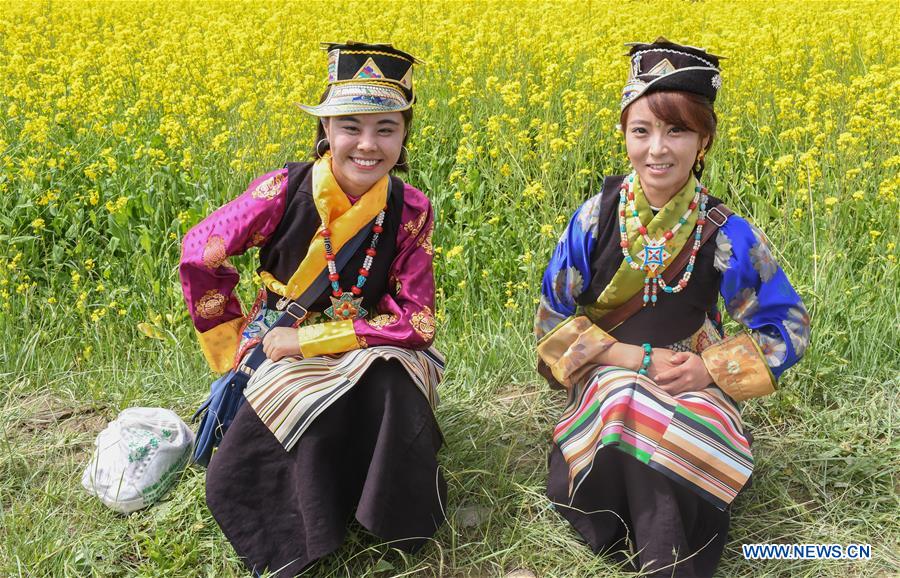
left=535, top=38, right=810, bottom=577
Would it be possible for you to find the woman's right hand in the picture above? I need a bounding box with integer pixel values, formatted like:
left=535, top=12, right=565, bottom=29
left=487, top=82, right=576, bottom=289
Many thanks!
left=647, top=347, right=681, bottom=380
left=262, top=327, right=303, bottom=362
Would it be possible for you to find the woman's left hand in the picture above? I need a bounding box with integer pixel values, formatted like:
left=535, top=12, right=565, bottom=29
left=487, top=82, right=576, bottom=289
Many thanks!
left=652, top=351, right=713, bottom=395
left=262, top=327, right=302, bottom=362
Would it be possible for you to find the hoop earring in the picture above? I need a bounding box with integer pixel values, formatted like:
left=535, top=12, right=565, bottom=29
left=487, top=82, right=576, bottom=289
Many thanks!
left=400, top=145, right=412, bottom=166
left=315, top=138, right=329, bottom=157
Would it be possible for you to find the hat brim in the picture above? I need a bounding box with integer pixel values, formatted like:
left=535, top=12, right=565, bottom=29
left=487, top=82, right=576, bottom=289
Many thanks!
left=621, top=66, right=720, bottom=110
left=298, top=83, right=413, bottom=118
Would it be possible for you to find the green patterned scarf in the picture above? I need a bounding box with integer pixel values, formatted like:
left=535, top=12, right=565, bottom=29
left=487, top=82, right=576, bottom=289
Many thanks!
left=581, top=172, right=700, bottom=325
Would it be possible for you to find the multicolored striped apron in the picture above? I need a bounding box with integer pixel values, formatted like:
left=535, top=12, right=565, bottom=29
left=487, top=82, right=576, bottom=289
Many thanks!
left=553, top=320, right=753, bottom=510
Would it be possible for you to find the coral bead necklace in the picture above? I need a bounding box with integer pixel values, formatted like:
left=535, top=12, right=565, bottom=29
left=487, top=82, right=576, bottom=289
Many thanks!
left=618, top=173, right=709, bottom=306
left=322, top=207, right=386, bottom=320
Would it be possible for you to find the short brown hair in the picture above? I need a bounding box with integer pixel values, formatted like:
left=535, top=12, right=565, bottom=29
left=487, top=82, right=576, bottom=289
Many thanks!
left=620, top=91, right=717, bottom=177
left=311, top=91, right=413, bottom=173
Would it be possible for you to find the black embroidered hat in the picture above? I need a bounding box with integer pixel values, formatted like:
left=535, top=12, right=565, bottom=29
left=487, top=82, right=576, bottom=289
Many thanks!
left=621, top=37, right=723, bottom=110
left=299, top=41, right=421, bottom=117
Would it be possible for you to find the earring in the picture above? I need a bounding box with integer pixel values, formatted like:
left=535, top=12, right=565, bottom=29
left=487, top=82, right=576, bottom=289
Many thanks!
left=400, top=145, right=411, bottom=166
left=695, top=149, right=705, bottom=173
left=315, top=138, right=329, bottom=157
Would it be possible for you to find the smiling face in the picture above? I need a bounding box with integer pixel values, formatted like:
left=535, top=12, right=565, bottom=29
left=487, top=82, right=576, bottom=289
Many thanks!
left=623, top=96, right=710, bottom=204
left=322, top=112, right=406, bottom=197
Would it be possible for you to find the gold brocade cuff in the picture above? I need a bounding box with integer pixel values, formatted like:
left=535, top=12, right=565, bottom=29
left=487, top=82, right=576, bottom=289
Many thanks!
left=537, top=315, right=617, bottom=388
left=701, top=332, right=776, bottom=401
left=197, top=317, right=245, bottom=374
left=297, top=319, right=360, bottom=358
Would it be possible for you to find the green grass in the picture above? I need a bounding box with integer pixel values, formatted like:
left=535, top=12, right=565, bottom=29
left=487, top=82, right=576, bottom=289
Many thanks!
left=1, top=293, right=897, bottom=576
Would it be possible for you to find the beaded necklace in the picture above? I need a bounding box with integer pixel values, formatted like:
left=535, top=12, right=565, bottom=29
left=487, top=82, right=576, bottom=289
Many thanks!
left=617, top=174, right=709, bottom=306
left=322, top=207, right=386, bottom=320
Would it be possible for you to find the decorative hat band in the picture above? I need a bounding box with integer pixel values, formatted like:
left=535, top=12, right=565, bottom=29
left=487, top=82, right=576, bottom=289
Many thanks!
left=620, top=38, right=723, bottom=110
left=300, top=41, right=420, bottom=118
left=299, top=84, right=411, bottom=117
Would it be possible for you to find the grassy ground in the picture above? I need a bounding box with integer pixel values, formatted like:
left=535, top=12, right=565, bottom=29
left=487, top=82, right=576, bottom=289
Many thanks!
left=2, top=301, right=897, bottom=577
left=2, top=0, right=899, bottom=576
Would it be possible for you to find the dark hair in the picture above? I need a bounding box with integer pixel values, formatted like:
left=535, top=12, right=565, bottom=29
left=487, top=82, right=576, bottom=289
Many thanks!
left=620, top=91, right=717, bottom=178
left=310, top=90, right=413, bottom=173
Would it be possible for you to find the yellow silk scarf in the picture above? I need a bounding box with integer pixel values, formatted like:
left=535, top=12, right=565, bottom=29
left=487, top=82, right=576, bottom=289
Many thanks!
left=261, top=155, right=389, bottom=301
left=582, top=173, right=700, bottom=325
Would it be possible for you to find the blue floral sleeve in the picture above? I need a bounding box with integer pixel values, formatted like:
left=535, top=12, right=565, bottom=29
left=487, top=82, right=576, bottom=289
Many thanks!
left=714, top=216, right=810, bottom=379
left=534, top=193, right=603, bottom=339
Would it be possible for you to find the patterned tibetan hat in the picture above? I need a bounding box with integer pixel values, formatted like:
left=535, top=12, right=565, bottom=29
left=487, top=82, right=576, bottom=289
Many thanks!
left=620, top=37, right=723, bottom=110
left=299, top=41, right=421, bottom=117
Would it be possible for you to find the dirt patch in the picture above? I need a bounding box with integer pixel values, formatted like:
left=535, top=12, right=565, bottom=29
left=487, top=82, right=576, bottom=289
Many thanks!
left=10, top=394, right=106, bottom=432
left=3, top=393, right=109, bottom=454
left=21, top=405, right=105, bottom=434
left=492, top=383, right=543, bottom=412
left=783, top=482, right=819, bottom=515
left=455, top=503, right=492, bottom=528
left=59, top=412, right=109, bottom=436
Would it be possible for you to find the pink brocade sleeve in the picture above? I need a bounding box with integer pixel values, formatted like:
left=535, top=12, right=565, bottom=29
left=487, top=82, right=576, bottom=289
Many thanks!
left=353, top=184, right=437, bottom=349
left=179, top=169, right=288, bottom=372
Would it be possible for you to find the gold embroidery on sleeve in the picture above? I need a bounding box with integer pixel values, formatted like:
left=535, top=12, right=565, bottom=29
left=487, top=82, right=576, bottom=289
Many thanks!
left=537, top=316, right=616, bottom=389
left=196, top=289, right=227, bottom=319
left=701, top=333, right=775, bottom=401
left=296, top=323, right=326, bottom=342
left=249, top=232, right=267, bottom=247
left=202, top=235, right=228, bottom=269
left=410, top=306, right=436, bottom=341
left=251, top=173, right=286, bottom=200
left=367, top=313, right=399, bottom=330
left=403, top=210, right=427, bottom=236
left=417, top=222, right=434, bottom=255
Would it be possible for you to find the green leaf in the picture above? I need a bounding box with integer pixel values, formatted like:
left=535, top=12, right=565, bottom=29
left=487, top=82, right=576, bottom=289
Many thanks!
left=140, top=231, right=152, bottom=253
left=372, top=559, right=394, bottom=573
left=137, top=322, right=165, bottom=340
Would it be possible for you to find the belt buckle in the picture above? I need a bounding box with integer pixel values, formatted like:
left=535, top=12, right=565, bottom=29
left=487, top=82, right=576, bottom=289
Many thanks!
left=706, top=206, right=728, bottom=228
left=285, top=302, right=308, bottom=322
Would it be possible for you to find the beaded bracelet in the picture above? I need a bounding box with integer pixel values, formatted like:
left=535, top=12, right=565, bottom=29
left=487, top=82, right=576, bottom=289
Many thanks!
left=638, top=343, right=652, bottom=376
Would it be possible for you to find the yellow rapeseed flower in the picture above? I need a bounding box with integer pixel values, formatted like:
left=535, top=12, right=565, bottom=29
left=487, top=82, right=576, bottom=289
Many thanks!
left=445, top=245, right=463, bottom=259
left=0, top=0, right=896, bottom=333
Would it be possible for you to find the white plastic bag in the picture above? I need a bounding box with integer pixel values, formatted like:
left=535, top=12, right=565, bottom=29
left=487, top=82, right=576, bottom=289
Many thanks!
left=81, top=407, right=194, bottom=513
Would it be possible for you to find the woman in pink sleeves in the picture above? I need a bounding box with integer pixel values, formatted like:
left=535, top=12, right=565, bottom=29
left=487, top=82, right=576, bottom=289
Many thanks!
left=179, top=42, right=444, bottom=576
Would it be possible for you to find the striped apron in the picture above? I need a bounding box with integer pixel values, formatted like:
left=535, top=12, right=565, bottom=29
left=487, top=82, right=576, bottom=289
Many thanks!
left=553, top=319, right=753, bottom=510
left=234, top=298, right=443, bottom=452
